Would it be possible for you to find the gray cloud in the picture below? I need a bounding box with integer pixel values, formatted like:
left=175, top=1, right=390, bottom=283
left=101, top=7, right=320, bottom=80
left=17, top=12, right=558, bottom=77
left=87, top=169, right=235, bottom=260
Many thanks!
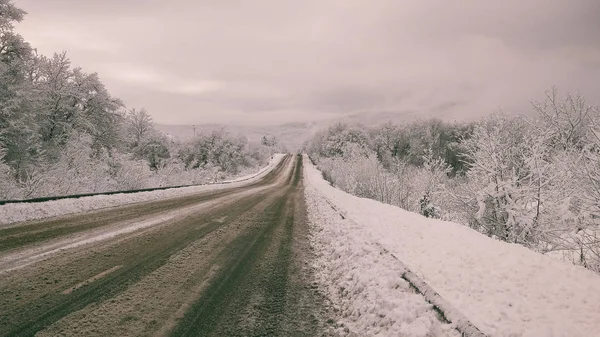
left=14, top=0, right=600, bottom=125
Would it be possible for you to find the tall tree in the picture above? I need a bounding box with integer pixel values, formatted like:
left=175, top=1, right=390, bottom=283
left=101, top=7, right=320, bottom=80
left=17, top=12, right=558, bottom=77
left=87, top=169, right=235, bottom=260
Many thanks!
left=126, top=108, right=153, bottom=145
left=0, top=0, right=36, bottom=181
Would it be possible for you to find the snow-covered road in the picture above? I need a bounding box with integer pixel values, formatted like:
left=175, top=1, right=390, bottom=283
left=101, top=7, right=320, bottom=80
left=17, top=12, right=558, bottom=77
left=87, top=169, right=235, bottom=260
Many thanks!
left=304, top=155, right=600, bottom=337
left=0, top=155, right=327, bottom=337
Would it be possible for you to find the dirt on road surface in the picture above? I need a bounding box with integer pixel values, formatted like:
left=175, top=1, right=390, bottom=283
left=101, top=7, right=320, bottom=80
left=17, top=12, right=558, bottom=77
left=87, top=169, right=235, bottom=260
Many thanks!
left=0, top=154, right=327, bottom=337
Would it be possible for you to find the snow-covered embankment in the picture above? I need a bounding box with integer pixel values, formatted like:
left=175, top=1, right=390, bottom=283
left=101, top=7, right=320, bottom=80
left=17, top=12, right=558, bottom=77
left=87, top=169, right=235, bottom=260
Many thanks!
left=304, top=154, right=600, bottom=337
left=0, top=154, right=285, bottom=227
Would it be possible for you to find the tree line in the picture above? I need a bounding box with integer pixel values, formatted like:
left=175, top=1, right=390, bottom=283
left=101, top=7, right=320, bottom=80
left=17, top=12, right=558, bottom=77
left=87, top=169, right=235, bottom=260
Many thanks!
left=0, top=0, right=282, bottom=199
left=307, top=88, right=600, bottom=273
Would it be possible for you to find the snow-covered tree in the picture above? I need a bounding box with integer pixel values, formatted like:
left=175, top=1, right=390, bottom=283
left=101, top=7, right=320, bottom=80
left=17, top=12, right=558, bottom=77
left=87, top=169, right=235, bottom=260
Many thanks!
left=309, top=123, right=371, bottom=159
left=417, top=147, right=450, bottom=218
left=532, top=87, right=595, bottom=150
left=462, top=114, right=534, bottom=242
left=126, top=108, right=153, bottom=145
left=0, top=146, right=18, bottom=199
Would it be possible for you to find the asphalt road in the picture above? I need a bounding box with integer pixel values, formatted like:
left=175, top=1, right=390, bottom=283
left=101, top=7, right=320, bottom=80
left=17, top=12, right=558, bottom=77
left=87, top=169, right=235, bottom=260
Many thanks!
left=0, top=154, right=325, bottom=337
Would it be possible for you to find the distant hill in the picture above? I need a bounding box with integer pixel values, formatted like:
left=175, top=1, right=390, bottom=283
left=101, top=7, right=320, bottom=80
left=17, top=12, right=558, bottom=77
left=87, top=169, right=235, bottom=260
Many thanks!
left=154, top=122, right=321, bottom=152
left=154, top=110, right=431, bottom=152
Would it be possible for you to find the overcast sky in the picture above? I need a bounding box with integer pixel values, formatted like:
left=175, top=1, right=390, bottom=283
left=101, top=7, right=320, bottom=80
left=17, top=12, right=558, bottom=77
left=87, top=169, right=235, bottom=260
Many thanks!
left=14, top=0, right=600, bottom=125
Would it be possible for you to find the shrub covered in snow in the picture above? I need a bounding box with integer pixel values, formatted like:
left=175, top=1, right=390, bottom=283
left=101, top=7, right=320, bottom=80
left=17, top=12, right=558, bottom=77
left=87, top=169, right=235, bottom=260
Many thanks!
left=306, top=89, right=600, bottom=273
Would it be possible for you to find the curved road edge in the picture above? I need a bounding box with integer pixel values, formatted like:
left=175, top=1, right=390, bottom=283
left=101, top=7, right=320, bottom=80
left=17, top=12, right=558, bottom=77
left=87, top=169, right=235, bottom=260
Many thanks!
left=0, top=154, right=287, bottom=227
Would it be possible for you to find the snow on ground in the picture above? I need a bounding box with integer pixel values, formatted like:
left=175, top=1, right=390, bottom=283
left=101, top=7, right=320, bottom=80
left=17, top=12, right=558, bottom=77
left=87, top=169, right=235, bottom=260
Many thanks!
left=305, top=186, right=460, bottom=337
left=0, top=154, right=285, bottom=227
left=220, top=155, right=282, bottom=183
left=304, top=155, right=600, bottom=337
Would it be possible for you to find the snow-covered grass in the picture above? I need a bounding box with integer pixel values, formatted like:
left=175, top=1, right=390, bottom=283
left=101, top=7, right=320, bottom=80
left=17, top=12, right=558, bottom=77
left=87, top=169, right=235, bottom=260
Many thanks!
left=305, top=185, right=460, bottom=336
left=0, top=154, right=285, bottom=227
left=304, top=155, right=600, bottom=337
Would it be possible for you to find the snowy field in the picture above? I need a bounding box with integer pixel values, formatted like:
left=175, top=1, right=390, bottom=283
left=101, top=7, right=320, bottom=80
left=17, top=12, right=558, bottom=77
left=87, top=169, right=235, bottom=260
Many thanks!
left=0, top=154, right=285, bottom=227
left=303, top=155, right=600, bottom=337
left=305, top=186, right=460, bottom=336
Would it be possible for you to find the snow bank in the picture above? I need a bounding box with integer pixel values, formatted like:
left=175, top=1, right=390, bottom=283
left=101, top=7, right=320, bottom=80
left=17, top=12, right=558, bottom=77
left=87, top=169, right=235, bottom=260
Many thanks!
left=304, top=155, right=600, bottom=337
left=305, top=185, right=460, bottom=336
left=0, top=154, right=285, bottom=227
